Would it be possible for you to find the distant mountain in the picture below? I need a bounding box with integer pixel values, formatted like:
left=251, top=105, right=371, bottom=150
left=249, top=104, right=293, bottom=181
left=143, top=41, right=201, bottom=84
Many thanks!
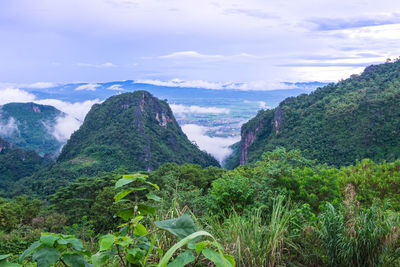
left=12, top=91, right=219, bottom=197
left=0, top=102, right=64, bottom=155
left=227, top=60, right=400, bottom=168
left=0, top=137, right=50, bottom=195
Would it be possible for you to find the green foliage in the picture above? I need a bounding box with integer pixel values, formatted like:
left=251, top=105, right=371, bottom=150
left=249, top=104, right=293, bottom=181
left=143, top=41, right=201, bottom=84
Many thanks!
left=0, top=138, right=50, bottom=197
left=0, top=196, right=41, bottom=233
left=339, top=159, right=400, bottom=210
left=19, top=233, right=90, bottom=267
left=209, top=172, right=257, bottom=215
left=234, top=60, right=400, bottom=168
left=0, top=254, right=21, bottom=267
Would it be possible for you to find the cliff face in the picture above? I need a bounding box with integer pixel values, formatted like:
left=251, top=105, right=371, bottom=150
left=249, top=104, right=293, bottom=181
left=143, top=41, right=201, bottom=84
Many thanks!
left=58, top=91, right=219, bottom=171
left=231, top=60, right=400, bottom=168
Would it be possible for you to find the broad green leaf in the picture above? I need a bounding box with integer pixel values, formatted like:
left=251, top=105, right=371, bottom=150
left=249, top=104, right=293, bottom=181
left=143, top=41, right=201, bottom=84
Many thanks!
left=116, top=208, right=134, bottom=220
left=91, top=252, right=110, bottom=266
left=63, top=254, right=86, bottom=267
left=40, top=234, right=60, bottom=247
left=223, top=254, right=235, bottom=267
left=134, top=223, right=147, bottom=236
left=58, top=238, right=84, bottom=251
left=32, top=247, right=60, bottom=267
left=123, top=173, right=146, bottom=179
left=138, top=204, right=156, bottom=215
left=0, top=255, right=10, bottom=260
left=99, top=234, right=114, bottom=251
left=145, top=181, right=160, bottom=190
left=126, top=248, right=145, bottom=264
left=115, top=236, right=133, bottom=247
left=0, top=260, right=21, bottom=267
left=155, top=214, right=198, bottom=239
left=146, top=193, right=162, bottom=202
left=202, top=249, right=232, bottom=267
left=167, top=250, right=195, bottom=267
left=114, top=188, right=136, bottom=202
left=195, top=241, right=209, bottom=255
left=19, top=241, right=42, bottom=263
left=115, top=178, right=136, bottom=189
left=157, top=231, right=213, bottom=267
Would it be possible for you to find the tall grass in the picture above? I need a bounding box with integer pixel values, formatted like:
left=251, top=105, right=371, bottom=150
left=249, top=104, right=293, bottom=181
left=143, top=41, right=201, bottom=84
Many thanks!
left=317, top=202, right=400, bottom=267
left=207, top=195, right=296, bottom=267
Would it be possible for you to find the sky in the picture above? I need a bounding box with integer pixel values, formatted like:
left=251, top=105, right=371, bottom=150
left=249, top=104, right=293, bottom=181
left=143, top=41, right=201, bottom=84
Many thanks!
left=1, top=0, right=400, bottom=87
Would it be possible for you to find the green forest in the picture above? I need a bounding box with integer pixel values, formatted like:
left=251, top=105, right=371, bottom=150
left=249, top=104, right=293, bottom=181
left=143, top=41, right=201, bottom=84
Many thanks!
left=1, top=62, right=400, bottom=266
left=1, top=148, right=400, bottom=266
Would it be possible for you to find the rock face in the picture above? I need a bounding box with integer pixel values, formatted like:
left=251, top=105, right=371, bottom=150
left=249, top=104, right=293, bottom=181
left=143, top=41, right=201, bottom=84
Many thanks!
left=229, top=60, right=400, bottom=168
left=58, top=91, right=219, bottom=171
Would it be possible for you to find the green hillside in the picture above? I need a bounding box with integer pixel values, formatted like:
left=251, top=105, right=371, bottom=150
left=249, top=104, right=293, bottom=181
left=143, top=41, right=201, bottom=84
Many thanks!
left=0, top=102, right=64, bottom=155
left=0, top=137, right=50, bottom=195
left=228, top=60, right=400, bottom=168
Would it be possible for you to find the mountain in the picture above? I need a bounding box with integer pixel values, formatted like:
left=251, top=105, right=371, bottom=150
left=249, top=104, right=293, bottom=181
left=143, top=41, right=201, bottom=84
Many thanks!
left=58, top=90, right=219, bottom=170
left=9, top=91, right=219, bottom=197
left=0, top=102, right=64, bottom=155
left=227, top=60, right=400, bottom=168
left=0, top=137, right=50, bottom=195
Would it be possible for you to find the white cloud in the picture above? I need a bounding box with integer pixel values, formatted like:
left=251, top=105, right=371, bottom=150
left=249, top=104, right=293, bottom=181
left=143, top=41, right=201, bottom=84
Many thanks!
left=181, top=124, right=240, bottom=163
left=35, top=98, right=102, bottom=143
left=160, top=51, right=224, bottom=60
left=0, top=116, right=19, bottom=137
left=36, top=98, right=102, bottom=121
left=23, top=82, right=58, bottom=89
left=135, top=78, right=295, bottom=91
left=76, top=62, right=117, bottom=68
left=0, top=88, right=37, bottom=105
left=75, top=83, right=101, bottom=91
left=170, top=104, right=230, bottom=116
left=107, top=84, right=125, bottom=91
left=51, top=114, right=82, bottom=142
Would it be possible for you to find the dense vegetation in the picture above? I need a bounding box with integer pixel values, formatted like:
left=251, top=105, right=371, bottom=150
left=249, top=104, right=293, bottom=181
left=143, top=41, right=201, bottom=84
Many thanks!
left=1, top=148, right=400, bottom=266
left=0, top=102, right=64, bottom=155
left=227, top=60, right=400, bottom=168
left=0, top=138, right=50, bottom=196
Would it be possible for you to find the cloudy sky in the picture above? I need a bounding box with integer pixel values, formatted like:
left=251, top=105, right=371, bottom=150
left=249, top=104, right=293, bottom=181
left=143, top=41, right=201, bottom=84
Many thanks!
left=1, top=0, right=400, bottom=86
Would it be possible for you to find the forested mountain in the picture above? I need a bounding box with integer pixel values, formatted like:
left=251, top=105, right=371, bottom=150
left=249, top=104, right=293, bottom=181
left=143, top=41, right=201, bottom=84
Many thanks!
left=0, top=137, right=50, bottom=195
left=57, top=90, right=218, bottom=170
left=226, top=60, right=400, bottom=168
left=6, top=91, right=219, bottom=197
left=0, top=102, right=64, bottom=155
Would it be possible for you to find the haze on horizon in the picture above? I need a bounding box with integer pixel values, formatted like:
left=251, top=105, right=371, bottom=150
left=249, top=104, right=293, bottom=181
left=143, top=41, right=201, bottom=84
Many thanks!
left=1, top=0, right=400, bottom=89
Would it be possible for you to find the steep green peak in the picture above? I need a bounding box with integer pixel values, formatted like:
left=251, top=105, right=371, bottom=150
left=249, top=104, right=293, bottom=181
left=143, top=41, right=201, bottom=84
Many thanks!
left=0, top=102, right=65, bottom=155
left=57, top=90, right=219, bottom=172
